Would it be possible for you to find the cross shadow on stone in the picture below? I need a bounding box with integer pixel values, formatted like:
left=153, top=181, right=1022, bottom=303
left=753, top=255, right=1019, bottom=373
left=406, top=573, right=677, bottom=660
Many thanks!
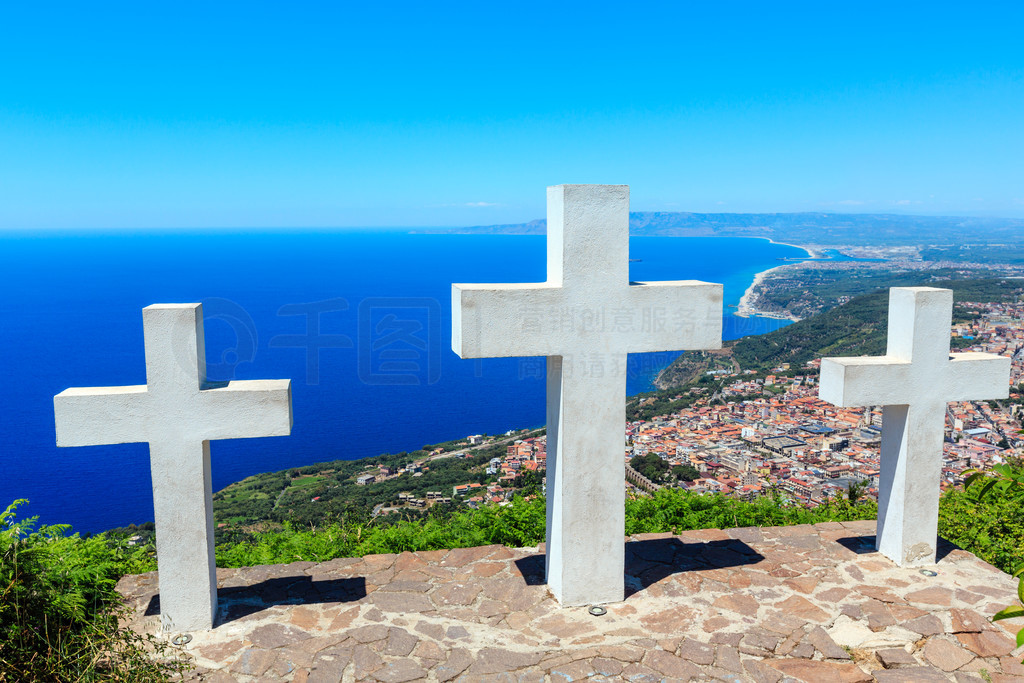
left=513, top=537, right=765, bottom=596
left=513, top=555, right=546, bottom=586
left=835, top=535, right=879, bottom=555
left=624, top=537, right=764, bottom=598
left=835, top=534, right=959, bottom=562
left=143, top=575, right=367, bottom=625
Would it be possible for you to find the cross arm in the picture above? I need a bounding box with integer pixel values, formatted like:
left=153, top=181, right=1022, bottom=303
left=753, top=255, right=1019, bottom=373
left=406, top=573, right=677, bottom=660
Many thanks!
left=451, top=283, right=561, bottom=358
left=196, top=379, right=293, bottom=440
left=944, top=352, right=1011, bottom=402
left=819, top=356, right=912, bottom=407
left=54, top=385, right=149, bottom=446
left=624, top=280, right=723, bottom=353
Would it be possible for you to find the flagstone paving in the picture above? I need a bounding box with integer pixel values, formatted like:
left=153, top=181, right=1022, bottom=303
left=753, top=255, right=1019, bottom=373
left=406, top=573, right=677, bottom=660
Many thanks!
left=117, top=521, right=1024, bottom=681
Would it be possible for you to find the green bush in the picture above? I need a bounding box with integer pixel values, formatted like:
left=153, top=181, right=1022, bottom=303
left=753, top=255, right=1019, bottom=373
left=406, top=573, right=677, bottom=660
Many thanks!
left=0, top=500, right=186, bottom=682
left=216, top=495, right=548, bottom=567
left=939, top=475, right=1024, bottom=574
left=624, top=488, right=876, bottom=535
left=941, top=463, right=1024, bottom=653
left=215, top=488, right=876, bottom=567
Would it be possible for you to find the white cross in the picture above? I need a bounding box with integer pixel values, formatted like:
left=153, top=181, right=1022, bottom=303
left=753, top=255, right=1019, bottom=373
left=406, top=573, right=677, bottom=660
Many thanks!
left=452, top=185, right=723, bottom=605
left=54, top=304, right=292, bottom=632
left=819, top=287, right=1009, bottom=566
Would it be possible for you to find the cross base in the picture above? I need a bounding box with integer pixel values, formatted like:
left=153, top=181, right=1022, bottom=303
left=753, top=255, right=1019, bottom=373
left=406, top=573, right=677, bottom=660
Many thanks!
left=875, top=403, right=945, bottom=567
left=545, top=356, right=626, bottom=605
left=151, top=440, right=218, bottom=632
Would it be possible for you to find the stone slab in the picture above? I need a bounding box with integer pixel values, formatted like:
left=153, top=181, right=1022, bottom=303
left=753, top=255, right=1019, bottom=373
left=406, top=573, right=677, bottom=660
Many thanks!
left=115, top=521, right=1024, bottom=681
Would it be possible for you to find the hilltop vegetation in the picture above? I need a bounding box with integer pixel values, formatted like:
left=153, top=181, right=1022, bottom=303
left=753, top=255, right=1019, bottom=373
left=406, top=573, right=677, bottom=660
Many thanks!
left=732, top=277, right=1021, bottom=373
left=218, top=487, right=877, bottom=566
left=751, top=266, right=1006, bottom=320
left=21, top=470, right=1024, bottom=582
left=649, top=277, right=1023, bottom=390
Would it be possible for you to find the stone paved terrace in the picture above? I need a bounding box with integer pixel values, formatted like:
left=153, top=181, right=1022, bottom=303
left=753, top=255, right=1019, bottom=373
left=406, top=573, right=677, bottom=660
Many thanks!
left=117, top=521, right=1024, bottom=682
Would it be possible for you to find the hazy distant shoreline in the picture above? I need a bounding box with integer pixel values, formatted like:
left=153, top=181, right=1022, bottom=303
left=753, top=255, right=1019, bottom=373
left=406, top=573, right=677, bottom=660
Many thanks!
left=420, top=211, right=1024, bottom=249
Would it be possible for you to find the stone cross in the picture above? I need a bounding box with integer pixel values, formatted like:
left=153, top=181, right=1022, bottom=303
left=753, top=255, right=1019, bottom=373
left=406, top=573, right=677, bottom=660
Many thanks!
left=54, top=304, right=292, bottom=632
left=819, top=287, right=1009, bottom=566
left=452, top=184, right=723, bottom=605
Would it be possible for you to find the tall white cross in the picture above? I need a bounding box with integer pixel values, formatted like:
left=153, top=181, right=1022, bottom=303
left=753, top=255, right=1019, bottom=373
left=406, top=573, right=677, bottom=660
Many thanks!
left=54, top=304, right=292, bottom=632
left=819, top=287, right=1009, bottom=566
left=452, top=185, right=723, bottom=605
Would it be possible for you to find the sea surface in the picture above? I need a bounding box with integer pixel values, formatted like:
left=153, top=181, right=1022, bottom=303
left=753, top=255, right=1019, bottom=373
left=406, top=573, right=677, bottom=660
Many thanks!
left=0, top=231, right=807, bottom=532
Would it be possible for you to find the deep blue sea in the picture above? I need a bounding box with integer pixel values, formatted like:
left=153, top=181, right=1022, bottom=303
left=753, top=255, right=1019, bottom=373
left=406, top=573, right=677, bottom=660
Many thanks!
left=0, top=231, right=807, bottom=532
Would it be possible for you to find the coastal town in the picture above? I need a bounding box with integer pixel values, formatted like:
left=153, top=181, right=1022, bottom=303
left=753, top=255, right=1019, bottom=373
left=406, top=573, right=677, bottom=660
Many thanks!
left=429, top=295, right=1024, bottom=511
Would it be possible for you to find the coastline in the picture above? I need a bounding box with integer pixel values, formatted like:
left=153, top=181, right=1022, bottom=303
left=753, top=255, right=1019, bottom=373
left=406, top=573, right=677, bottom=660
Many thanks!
left=752, top=236, right=822, bottom=259
left=734, top=265, right=800, bottom=321
left=733, top=240, right=811, bottom=322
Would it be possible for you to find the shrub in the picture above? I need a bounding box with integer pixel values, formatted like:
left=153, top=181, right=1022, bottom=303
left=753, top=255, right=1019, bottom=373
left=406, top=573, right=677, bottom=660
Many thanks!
left=0, top=500, right=188, bottom=682
left=625, top=487, right=876, bottom=535
left=944, top=464, right=1024, bottom=654
left=215, top=489, right=876, bottom=567
left=216, top=495, right=549, bottom=567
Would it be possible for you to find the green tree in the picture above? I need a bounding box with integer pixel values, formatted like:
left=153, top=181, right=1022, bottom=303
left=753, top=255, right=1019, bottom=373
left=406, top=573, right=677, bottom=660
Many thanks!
left=630, top=453, right=670, bottom=482
left=513, top=469, right=545, bottom=497
left=671, top=464, right=700, bottom=482
left=846, top=480, right=867, bottom=504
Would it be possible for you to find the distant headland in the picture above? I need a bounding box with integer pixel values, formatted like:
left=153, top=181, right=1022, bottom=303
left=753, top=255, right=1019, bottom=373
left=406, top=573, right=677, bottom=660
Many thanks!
left=414, top=211, right=1024, bottom=248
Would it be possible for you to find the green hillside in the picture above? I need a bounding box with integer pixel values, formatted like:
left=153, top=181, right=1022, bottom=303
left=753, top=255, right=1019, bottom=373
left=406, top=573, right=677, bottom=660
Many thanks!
left=730, top=277, right=1021, bottom=373
left=206, top=430, right=544, bottom=540
left=753, top=266, right=1005, bottom=320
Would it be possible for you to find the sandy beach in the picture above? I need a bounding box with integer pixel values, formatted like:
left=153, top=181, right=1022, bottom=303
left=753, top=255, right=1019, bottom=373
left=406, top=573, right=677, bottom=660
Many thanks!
left=754, top=236, right=823, bottom=259
left=734, top=263, right=802, bottom=321
left=732, top=238, right=815, bottom=321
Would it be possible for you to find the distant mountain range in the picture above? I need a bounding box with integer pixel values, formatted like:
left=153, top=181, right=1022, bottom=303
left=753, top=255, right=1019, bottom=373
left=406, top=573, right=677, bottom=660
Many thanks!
left=419, top=212, right=1024, bottom=246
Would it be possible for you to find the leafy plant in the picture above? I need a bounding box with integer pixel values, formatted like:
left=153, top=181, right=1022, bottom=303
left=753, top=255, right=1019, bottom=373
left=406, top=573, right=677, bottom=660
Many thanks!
left=846, top=480, right=868, bottom=505
left=214, top=488, right=876, bottom=567
left=624, top=487, right=875, bottom=536
left=216, top=495, right=550, bottom=567
left=960, top=465, right=1024, bottom=653
left=0, top=500, right=188, bottom=682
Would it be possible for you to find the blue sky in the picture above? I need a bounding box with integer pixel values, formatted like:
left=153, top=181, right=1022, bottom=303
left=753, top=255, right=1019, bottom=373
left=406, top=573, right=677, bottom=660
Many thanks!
left=2, top=2, right=1022, bottom=229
